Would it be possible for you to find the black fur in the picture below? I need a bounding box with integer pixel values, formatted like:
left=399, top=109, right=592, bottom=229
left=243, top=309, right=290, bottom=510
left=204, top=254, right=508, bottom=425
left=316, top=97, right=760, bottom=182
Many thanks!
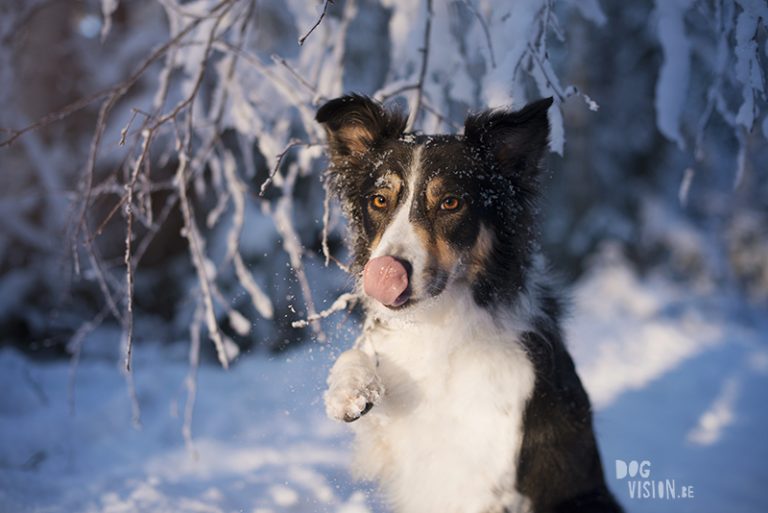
left=461, top=98, right=553, bottom=305
left=516, top=286, right=622, bottom=513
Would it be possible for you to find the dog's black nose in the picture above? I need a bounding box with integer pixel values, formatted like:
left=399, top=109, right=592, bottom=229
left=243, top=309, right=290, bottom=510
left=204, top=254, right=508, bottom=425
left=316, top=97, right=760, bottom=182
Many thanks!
left=394, top=258, right=413, bottom=281
left=389, top=257, right=412, bottom=308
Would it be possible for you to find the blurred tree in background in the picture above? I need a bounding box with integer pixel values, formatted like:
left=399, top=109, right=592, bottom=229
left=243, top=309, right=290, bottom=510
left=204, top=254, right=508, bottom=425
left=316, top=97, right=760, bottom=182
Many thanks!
left=0, top=0, right=765, bottom=368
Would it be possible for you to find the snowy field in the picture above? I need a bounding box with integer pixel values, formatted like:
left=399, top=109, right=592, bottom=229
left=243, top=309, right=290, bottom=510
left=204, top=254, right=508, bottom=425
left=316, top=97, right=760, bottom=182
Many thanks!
left=1, top=253, right=767, bottom=513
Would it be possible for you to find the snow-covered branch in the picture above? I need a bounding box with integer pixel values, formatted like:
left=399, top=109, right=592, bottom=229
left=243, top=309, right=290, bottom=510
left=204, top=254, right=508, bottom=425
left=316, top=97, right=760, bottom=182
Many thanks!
left=1, top=0, right=764, bottom=445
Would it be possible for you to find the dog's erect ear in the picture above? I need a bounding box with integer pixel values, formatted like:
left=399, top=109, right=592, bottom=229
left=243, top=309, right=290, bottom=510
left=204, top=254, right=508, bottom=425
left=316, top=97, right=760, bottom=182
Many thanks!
left=316, top=95, right=406, bottom=156
left=464, top=97, right=553, bottom=178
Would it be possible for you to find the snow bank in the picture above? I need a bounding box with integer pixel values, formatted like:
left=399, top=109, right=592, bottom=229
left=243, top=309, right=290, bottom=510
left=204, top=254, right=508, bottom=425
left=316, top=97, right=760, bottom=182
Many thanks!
left=1, top=256, right=767, bottom=512
left=0, top=343, right=377, bottom=513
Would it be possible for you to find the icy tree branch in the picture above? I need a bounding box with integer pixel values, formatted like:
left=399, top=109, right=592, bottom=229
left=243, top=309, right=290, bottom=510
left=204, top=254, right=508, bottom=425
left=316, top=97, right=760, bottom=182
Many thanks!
left=299, top=0, right=335, bottom=46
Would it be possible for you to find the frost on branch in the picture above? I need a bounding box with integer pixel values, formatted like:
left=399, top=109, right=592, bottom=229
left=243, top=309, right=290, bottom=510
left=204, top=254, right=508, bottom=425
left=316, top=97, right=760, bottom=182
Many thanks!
left=0, top=0, right=586, bottom=358
left=654, top=0, right=767, bottom=183
left=1, top=0, right=765, bottom=439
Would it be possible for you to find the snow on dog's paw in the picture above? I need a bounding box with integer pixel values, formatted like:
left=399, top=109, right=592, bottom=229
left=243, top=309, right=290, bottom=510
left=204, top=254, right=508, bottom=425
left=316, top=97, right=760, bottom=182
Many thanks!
left=324, top=376, right=382, bottom=423
left=325, top=349, right=384, bottom=423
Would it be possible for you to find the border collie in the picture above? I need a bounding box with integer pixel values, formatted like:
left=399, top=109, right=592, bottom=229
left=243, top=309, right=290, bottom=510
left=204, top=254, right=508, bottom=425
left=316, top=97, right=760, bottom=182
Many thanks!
left=316, top=95, right=622, bottom=513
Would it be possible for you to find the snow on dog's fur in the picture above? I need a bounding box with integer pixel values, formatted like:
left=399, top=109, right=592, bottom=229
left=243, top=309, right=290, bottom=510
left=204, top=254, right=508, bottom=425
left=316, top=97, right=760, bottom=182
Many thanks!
left=317, top=95, right=622, bottom=513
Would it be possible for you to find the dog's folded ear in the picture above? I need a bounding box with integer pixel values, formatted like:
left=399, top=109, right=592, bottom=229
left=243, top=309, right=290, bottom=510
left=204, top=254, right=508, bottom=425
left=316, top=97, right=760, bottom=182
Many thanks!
left=464, top=97, right=553, bottom=179
left=316, top=95, right=406, bottom=157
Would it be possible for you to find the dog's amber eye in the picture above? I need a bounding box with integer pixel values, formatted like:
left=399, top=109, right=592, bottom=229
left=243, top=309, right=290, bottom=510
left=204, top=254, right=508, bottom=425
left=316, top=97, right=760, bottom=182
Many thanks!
left=440, top=196, right=461, bottom=211
left=370, top=194, right=388, bottom=210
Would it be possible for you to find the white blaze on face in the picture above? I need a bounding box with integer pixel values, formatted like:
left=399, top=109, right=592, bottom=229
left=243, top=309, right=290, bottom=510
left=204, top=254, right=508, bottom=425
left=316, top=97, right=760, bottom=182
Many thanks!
left=368, top=146, right=428, bottom=295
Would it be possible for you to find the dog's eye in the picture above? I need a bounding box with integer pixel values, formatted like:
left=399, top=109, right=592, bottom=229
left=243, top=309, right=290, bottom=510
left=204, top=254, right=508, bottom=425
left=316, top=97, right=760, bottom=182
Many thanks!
left=440, top=196, right=462, bottom=211
left=370, top=194, right=388, bottom=210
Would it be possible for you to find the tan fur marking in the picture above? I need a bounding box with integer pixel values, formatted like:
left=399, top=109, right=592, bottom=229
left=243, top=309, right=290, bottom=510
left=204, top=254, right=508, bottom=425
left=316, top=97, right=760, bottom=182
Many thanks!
left=435, top=238, right=459, bottom=270
left=373, top=174, right=402, bottom=211
left=468, top=225, right=494, bottom=279
left=339, top=125, right=374, bottom=154
left=413, top=223, right=433, bottom=254
left=414, top=223, right=459, bottom=274
left=370, top=232, right=384, bottom=254
left=425, top=177, right=447, bottom=211
left=380, top=173, right=404, bottom=195
left=368, top=173, right=404, bottom=254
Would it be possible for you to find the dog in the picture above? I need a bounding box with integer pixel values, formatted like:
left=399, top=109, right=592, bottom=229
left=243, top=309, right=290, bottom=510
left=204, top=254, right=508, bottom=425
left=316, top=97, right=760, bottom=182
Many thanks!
left=316, top=94, right=622, bottom=513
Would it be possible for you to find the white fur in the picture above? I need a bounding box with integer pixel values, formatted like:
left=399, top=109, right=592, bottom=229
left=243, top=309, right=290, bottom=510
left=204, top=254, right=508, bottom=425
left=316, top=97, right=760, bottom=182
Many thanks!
left=325, top=349, right=385, bottom=422
left=369, top=147, right=426, bottom=284
left=325, top=285, right=537, bottom=513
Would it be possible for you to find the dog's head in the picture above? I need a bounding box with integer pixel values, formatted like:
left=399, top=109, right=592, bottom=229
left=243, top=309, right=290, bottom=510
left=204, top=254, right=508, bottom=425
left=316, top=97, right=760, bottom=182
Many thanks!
left=317, top=94, right=552, bottom=312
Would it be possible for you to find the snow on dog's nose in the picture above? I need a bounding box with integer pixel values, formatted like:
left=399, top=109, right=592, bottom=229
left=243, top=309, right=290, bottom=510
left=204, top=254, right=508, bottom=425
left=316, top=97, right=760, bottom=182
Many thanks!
left=363, top=256, right=410, bottom=307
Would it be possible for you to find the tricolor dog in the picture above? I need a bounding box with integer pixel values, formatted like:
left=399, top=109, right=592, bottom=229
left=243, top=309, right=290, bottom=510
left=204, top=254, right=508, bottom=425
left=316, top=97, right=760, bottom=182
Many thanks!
left=317, top=95, right=622, bottom=513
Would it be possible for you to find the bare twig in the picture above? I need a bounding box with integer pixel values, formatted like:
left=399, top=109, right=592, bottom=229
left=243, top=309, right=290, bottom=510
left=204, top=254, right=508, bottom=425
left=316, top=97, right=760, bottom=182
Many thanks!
left=328, top=254, right=351, bottom=274
left=321, top=181, right=332, bottom=266
left=376, top=82, right=419, bottom=102
left=170, top=1, right=238, bottom=369
left=84, top=241, right=125, bottom=325
left=133, top=191, right=179, bottom=267
left=120, top=330, right=142, bottom=427
left=259, top=138, right=308, bottom=196
left=291, top=292, right=359, bottom=328
left=271, top=162, right=326, bottom=342
left=526, top=42, right=566, bottom=102
left=122, top=129, right=153, bottom=372
left=70, top=0, right=234, bottom=248
left=177, top=147, right=230, bottom=368
left=120, top=0, right=236, bottom=375
left=0, top=86, right=114, bottom=148
left=298, top=0, right=334, bottom=46
left=462, top=0, right=496, bottom=68
left=233, top=252, right=274, bottom=319
left=214, top=41, right=321, bottom=136
left=221, top=150, right=244, bottom=263
left=406, top=0, right=433, bottom=132
left=272, top=54, right=318, bottom=95
left=214, top=41, right=297, bottom=97
left=119, top=109, right=150, bottom=146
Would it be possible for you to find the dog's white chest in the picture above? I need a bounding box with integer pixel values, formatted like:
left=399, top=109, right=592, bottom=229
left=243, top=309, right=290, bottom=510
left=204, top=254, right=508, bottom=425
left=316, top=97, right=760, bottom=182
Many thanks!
left=351, top=313, right=536, bottom=513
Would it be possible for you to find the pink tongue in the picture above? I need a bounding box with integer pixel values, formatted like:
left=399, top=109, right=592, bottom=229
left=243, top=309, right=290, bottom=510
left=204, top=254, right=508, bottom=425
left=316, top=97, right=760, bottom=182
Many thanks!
left=363, top=256, right=409, bottom=306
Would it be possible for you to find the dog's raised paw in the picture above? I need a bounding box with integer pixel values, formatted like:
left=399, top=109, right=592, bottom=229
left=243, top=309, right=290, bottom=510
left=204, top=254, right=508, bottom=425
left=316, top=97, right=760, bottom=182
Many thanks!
left=325, top=372, right=383, bottom=422
left=343, top=401, right=374, bottom=423
left=325, top=349, right=384, bottom=422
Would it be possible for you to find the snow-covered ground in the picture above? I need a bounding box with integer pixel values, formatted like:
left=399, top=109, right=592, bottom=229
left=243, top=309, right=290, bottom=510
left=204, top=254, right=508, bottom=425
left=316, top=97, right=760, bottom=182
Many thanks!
left=1, top=253, right=767, bottom=513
